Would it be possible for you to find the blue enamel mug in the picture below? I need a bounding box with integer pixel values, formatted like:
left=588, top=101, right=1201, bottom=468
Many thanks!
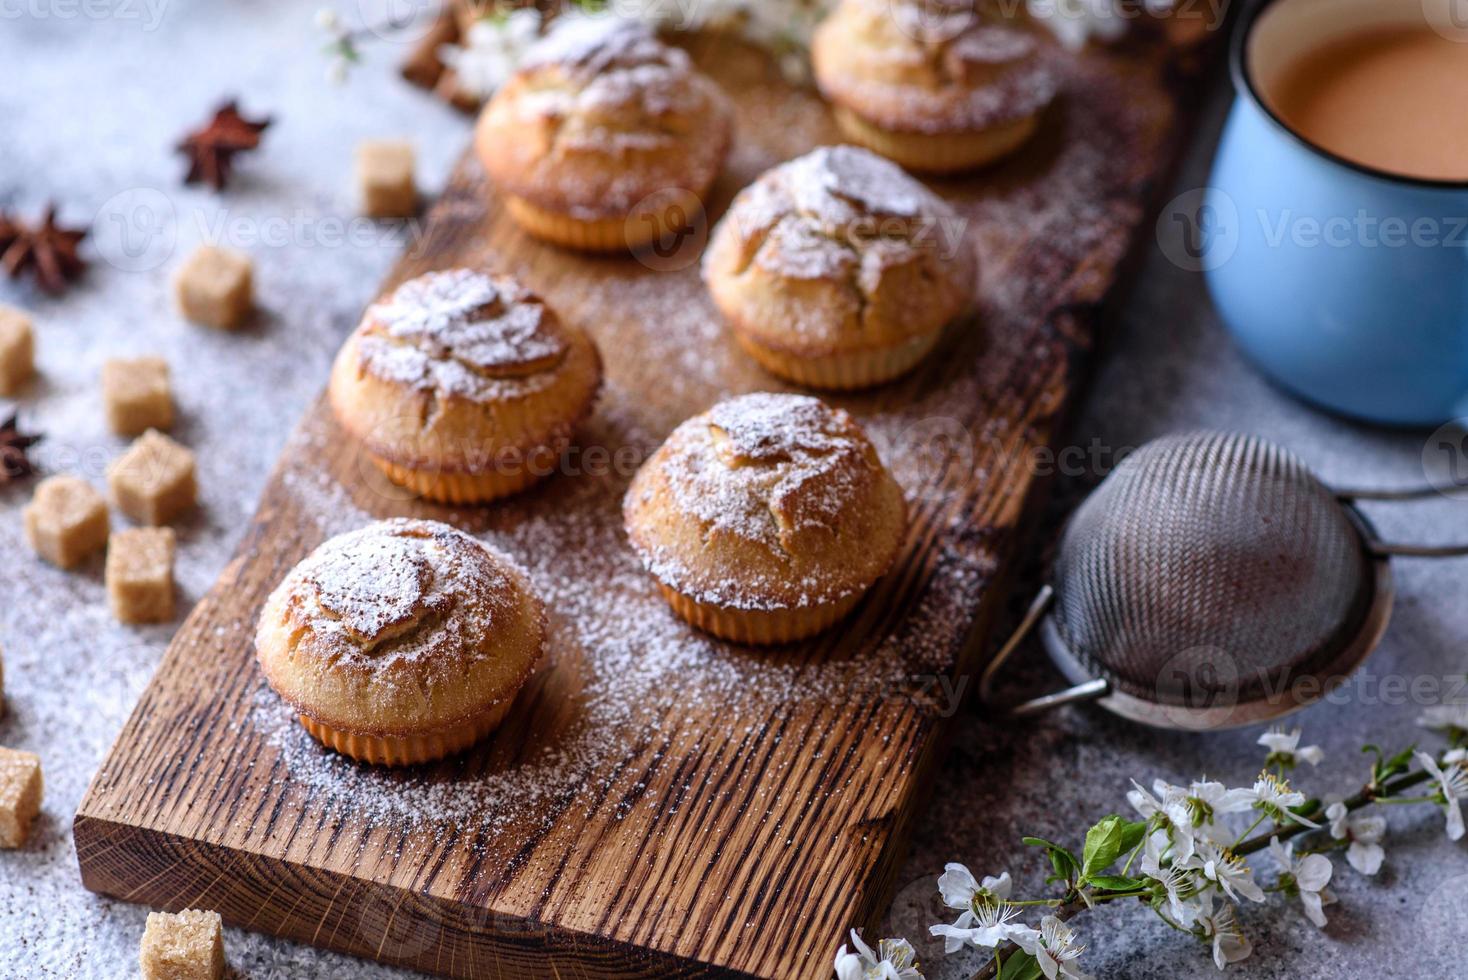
left=1202, top=0, right=1468, bottom=426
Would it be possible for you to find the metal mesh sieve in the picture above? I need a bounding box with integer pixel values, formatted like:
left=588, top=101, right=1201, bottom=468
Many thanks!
left=1051, top=431, right=1373, bottom=709
left=978, top=430, right=1468, bottom=730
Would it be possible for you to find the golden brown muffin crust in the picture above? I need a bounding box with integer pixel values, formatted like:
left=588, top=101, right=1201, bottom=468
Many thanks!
left=255, top=518, right=545, bottom=737
left=624, top=393, right=906, bottom=612
left=703, top=145, right=976, bottom=357
left=812, top=0, right=1059, bottom=135
left=475, top=17, right=734, bottom=220
left=329, top=269, right=601, bottom=474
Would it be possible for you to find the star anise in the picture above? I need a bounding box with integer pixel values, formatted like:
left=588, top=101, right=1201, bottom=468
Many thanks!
left=0, top=205, right=88, bottom=295
left=0, top=412, right=42, bottom=484
left=176, top=100, right=272, bottom=191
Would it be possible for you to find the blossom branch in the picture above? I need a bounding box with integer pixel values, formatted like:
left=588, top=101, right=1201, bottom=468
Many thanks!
left=835, top=719, right=1467, bottom=980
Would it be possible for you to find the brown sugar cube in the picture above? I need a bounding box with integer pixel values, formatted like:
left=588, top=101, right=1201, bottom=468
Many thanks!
left=174, top=246, right=252, bottom=329
left=0, top=747, right=42, bottom=849
left=102, top=356, right=173, bottom=435
left=0, top=305, right=36, bottom=395
left=140, top=909, right=225, bottom=980
left=23, top=476, right=110, bottom=569
left=106, top=527, right=176, bottom=624
left=109, top=430, right=197, bottom=526
left=356, top=140, right=418, bottom=218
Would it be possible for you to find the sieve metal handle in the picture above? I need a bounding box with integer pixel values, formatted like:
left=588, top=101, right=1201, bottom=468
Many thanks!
left=979, top=585, right=1111, bottom=715
left=1333, top=487, right=1468, bottom=558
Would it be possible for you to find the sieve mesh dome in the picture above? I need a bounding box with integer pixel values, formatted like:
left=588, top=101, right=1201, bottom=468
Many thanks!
left=1049, top=431, right=1373, bottom=708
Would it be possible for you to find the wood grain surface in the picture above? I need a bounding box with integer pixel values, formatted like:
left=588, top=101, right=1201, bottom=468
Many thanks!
left=75, top=30, right=1208, bottom=979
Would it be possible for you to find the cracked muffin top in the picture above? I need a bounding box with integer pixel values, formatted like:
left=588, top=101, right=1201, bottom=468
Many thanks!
left=354, top=270, right=570, bottom=402
left=254, top=518, right=546, bottom=737
left=811, top=0, right=1059, bottom=136
left=701, top=145, right=977, bottom=356
left=328, top=269, right=601, bottom=473
left=623, top=392, right=906, bottom=611
left=475, top=16, right=735, bottom=221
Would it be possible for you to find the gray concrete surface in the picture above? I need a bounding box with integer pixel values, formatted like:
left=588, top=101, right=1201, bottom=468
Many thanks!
left=1, top=3, right=1463, bottom=977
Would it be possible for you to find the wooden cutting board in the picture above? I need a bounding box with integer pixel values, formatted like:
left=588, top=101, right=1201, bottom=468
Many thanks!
left=75, top=28, right=1210, bottom=980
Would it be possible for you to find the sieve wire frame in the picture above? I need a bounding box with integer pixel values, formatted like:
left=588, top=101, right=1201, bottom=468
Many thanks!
left=1034, top=503, right=1395, bottom=731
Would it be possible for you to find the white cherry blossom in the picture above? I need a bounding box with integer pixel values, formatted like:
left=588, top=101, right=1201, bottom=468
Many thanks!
left=1140, top=831, right=1200, bottom=927
left=1016, top=915, right=1091, bottom=980
left=930, top=865, right=1036, bottom=954
left=1193, top=890, right=1253, bottom=970
left=1248, top=772, right=1320, bottom=828
left=1416, top=751, right=1467, bottom=841
left=1325, top=800, right=1386, bottom=875
left=1268, top=838, right=1336, bottom=928
left=833, top=929, right=924, bottom=980
left=1418, top=703, right=1468, bottom=736
left=439, top=8, right=545, bottom=99
left=1187, top=841, right=1265, bottom=904
left=1258, top=727, right=1324, bottom=768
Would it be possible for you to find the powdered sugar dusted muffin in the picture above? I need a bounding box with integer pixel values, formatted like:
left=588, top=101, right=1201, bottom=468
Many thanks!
left=329, top=269, right=601, bottom=504
left=812, top=0, right=1058, bottom=172
left=703, top=145, right=976, bottom=389
left=475, top=16, right=735, bottom=251
left=255, top=519, right=546, bottom=766
left=624, top=393, right=906, bottom=643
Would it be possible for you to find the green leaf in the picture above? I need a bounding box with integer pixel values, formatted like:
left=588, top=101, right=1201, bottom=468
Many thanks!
left=996, top=951, right=1045, bottom=980
left=1087, top=874, right=1147, bottom=892
left=1022, top=835, right=1066, bottom=850
left=1022, top=836, right=1079, bottom=881
left=1117, top=817, right=1148, bottom=855
left=1384, top=745, right=1417, bottom=773
left=1081, top=814, right=1144, bottom=879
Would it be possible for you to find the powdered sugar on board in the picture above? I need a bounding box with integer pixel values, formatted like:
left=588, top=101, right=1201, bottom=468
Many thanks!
left=244, top=47, right=1153, bottom=844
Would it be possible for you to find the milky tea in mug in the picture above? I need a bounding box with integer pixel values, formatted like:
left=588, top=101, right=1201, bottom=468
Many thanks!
left=1264, top=27, right=1468, bottom=182
left=1204, top=0, right=1468, bottom=425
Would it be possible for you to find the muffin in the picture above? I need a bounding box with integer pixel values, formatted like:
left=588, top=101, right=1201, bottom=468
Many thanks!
left=812, top=0, right=1059, bottom=172
left=255, top=519, right=546, bottom=766
left=475, top=16, right=735, bottom=251
left=329, top=269, right=601, bottom=504
left=703, top=145, right=976, bottom=389
left=624, top=392, right=906, bottom=643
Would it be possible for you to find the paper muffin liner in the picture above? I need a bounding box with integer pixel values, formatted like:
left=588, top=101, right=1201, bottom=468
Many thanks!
left=368, top=452, right=552, bottom=505
left=831, top=106, right=1039, bottom=174
left=733, top=329, right=943, bottom=390
left=298, top=697, right=515, bottom=767
left=504, top=193, right=706, bottom=253
left=657, top=582, right=866, bottom=645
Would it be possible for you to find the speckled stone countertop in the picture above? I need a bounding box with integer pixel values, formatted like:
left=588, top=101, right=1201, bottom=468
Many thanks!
left=1, top=5, right=1464, bottom=978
